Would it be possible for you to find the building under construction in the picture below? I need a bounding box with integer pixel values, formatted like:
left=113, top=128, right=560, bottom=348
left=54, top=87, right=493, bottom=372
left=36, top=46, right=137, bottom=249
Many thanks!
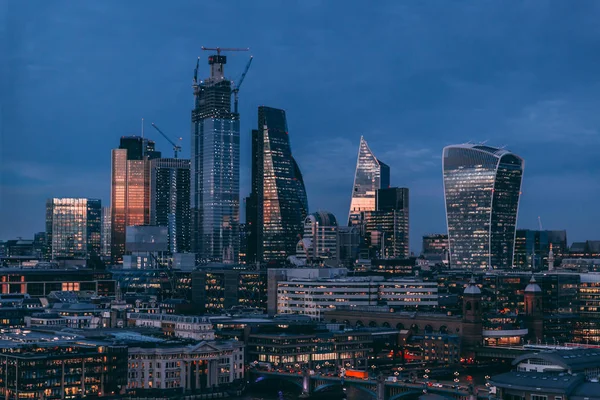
left=190, top=48, right=251, bottom=263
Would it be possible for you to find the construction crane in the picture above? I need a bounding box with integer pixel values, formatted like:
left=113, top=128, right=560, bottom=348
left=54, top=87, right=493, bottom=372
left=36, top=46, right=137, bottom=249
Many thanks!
left=538, top=216, right=543, bottom=230
left=192, top=57, right=200, bottom=96
left=200, top=46, right=249, bottom=55
left=151, top=122, right=182, bottom=158
left=232, top=56, right=253, bottom=114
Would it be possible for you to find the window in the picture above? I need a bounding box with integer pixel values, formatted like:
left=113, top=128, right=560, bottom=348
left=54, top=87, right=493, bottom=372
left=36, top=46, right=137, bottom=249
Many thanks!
left=531, top=395, right=547, bottom=400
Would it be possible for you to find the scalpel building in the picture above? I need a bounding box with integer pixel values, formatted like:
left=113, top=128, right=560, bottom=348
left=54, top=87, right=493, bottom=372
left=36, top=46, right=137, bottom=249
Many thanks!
left=442, top=144, right=524, bottom=270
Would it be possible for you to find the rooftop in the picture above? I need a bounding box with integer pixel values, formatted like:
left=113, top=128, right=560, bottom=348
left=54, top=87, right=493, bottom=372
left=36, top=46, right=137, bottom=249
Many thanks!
left=490, top=371, right=584, bottom=394
left=513, top=348, right=600, bottom=371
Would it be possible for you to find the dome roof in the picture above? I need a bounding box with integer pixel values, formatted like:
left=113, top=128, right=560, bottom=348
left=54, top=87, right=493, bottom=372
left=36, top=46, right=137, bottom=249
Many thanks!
left=464, top=277, right=481, bottom=295
left=305, top=211, right=338, bottom=226
left=525, top=275, right=542, bottom=293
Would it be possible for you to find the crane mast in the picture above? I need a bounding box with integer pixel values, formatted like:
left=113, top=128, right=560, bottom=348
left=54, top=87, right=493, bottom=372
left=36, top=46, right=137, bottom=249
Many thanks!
left=233, top=56, right=253, bottom=114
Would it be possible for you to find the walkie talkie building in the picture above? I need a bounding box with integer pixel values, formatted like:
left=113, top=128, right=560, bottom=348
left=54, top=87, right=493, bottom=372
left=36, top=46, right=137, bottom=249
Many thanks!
left=443, top=144, right=524, bottom=270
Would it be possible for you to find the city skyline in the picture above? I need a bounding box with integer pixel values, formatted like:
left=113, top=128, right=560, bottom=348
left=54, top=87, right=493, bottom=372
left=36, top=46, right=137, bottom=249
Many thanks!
left=3, top=2, right=600, bottom=250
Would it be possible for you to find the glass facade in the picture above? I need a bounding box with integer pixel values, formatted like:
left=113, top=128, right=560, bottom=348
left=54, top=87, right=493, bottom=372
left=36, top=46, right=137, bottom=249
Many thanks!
left=101, top=206, right=111, bottom=258
left=348, top=136, right=390, bottom=226
left=111, top=137, right=160, bottom=263
left=364, top=187, right=409, bottom=258
left=442, top=144, right=524, bottom=269
left=252, top=106, right=308, bottom=262
left=45, top=198, right=101, bottom=259
left=191, top=55, right=239, bottom=263
left=150, top=158, right=191, bottom=253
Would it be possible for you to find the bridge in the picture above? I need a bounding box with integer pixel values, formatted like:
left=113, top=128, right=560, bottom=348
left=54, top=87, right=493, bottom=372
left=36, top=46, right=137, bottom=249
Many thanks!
left=249, top=370, right=481, bottom=400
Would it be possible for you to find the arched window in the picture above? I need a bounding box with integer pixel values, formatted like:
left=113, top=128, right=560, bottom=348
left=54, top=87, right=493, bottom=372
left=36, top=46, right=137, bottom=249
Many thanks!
left=382, top=322, right=391, bottom=328
left=465, top=301, right=472, bottom=311
left=396, top=323, right=404, bottom=330
left=410, top=324, right=419, bottom=333
left=424, top=325, right=433, bottom=334
left=369, top=321, right=378, bottom=328
left=356, top=320, right=364, bottom=327
left=440, top=325, right=448, bottom=334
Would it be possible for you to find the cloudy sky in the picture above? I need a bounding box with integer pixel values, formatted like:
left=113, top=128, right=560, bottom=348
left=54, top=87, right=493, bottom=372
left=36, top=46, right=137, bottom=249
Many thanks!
left=2, top=1, right=600, bottom=251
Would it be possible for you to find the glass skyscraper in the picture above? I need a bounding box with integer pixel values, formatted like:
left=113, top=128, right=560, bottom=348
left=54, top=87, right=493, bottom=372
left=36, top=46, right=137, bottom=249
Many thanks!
left=191, top=53, right=240, bottom=263
left=101, top=206, right=111, bottom=258
left=111, top=136, right=160, bottom=263
left=45, top=198, right=101, bottom=259
left=150, top=158, right=191, bottom=254
left=246, top=106, right=308, bottom=262
left=348, top=136, right=390, bottom=226
left=364, top=187, right=410, bottom=259
left=442, top=144, right=524, bottom=270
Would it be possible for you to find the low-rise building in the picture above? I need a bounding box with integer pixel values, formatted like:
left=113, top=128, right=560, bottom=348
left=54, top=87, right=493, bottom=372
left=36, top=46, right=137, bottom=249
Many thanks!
left=127, top=340, right=244, bottom=392
left=127, top=312, right=215, bottom=341
left=276, top=277, right=438, bottom=320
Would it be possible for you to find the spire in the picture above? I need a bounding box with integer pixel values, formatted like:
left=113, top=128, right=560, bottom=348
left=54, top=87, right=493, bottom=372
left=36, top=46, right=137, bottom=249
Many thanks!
left=548, top=243, right=555, bottom=271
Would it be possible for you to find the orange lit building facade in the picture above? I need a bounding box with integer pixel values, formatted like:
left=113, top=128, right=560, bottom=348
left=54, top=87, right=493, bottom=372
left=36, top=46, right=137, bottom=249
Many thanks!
left=110, top=136, right=160, bottom=263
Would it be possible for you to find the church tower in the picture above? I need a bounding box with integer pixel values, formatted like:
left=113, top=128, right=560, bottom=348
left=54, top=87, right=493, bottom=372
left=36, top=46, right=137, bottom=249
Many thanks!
left=524, top=275, right=544, bottom=343
left=462, top=277, right=483, bottom=350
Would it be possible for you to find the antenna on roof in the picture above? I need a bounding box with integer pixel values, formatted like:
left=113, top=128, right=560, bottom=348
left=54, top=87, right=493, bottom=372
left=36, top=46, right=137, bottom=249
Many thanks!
left=141, top=118, right=144, bottom=138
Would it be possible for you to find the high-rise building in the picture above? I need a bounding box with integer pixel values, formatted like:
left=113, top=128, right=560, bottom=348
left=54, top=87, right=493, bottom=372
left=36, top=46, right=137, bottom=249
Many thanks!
left=247, top=106, right=308, bottom=262
left=45, top=198, right=101, bottom=259
left=348, top=136, right=390, bottom=227
left=101, top=206, right=111, bottom=258
left=442, top=144, right=524, bottom=269
left=111, top=136, right=161, bottom=263
left=422, top=234, right=448, bottom=256
left=337, top=226, right=360, bottom=267
left=514, top=229, right=550, bottom=269
left=298, top=211, right=338, bottom=262
left=191, top=52, right=240, bottom=263
left=363, top=187, right=409, bottom=259
left=150, top=158, right=191, bottom=253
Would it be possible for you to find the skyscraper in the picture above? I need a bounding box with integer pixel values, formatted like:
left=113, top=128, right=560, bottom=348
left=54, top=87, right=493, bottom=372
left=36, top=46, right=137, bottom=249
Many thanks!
left=299, top=211, right=338, bottom=262
left=364, top=187, right=410, bottom=259
left=443, top=144, right=524, bottom=269
left=191, top=52, right=240, bottom=263
left=150, top=158, right=191, bottom=254
left=111, top=136, right=161, bottom=263
left=247, top=106, right=308, bottom=262
left=348, top=136, right=390, bottom=226
left=45, top=198, right=101, bottom=259
left=101, top=206, right=111, bottom=258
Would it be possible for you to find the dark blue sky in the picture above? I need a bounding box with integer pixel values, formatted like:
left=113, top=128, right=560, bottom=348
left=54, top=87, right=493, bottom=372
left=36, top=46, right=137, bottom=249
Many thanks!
left=2, top=1, right=600, bottom=250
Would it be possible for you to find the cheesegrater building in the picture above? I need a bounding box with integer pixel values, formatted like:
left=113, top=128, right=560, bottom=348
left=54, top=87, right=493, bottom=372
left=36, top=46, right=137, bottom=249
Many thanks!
left=191, top=52, right=240, bottom=263
left=442, top=144, right=524, bottom=270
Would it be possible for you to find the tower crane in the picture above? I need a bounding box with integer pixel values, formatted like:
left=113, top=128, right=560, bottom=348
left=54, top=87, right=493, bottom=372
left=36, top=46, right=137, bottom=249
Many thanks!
left=151, top=122, right=182, bottom=158
left=538, top=216, right=543, bottom=231
left=232, top=56, right=253, bottom=114
left=192, top=57, right=200, bottom=96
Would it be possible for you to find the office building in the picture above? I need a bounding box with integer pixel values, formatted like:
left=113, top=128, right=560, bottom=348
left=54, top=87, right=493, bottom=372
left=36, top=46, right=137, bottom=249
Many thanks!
left=336, top=226, right=360, bottom=267
left=0, top=337, right=127, bottom=399
left=364, top=187, right=409, bottom=259
left=348, top=136, right=390, bottom=227
left=442, top=144, right=524, bottom=269
left=514, top=229, right=550, bottom=269
left=123, top=225, right=169, bottom=269
left=191, top=52, right=240, bottom=263
left=422, top=234, right=448, bottom=256
left=111, top=136, right=161, bottom=263
left=276, top=277, right=438, bottom=320
left=247, top=106, right=308, bottom=262
left=45, top=198, right=102, bottom=259
left=191, top=269, right=267, bottom=313
left=298, top=211, right=338, bottom=262
left=150, top=158, right=191, bottom=253
left=101, top=206, right=111, bottom=258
